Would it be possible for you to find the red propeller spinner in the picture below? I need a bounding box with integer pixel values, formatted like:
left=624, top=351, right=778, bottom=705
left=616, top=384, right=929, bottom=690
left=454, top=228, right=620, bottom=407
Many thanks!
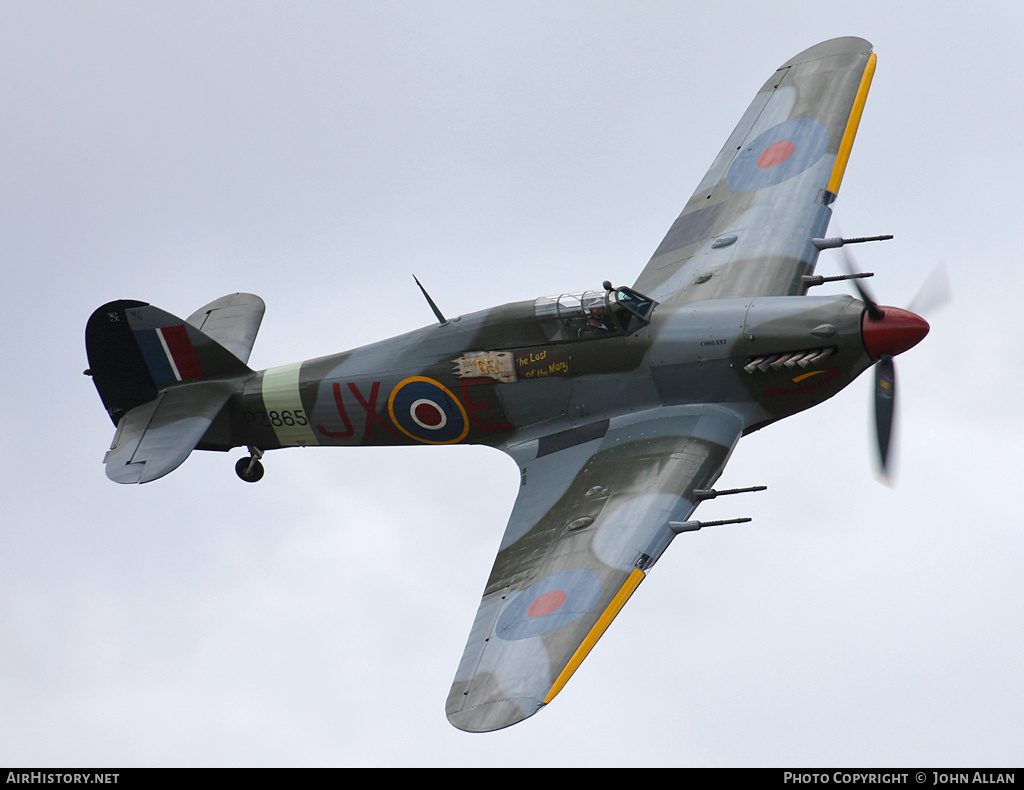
left=861, top=306, right=929, bottom=359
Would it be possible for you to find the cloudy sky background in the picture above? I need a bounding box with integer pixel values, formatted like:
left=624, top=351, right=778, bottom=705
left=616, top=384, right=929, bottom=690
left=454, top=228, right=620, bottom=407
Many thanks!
left=2, top=0, right=1021, bottom=767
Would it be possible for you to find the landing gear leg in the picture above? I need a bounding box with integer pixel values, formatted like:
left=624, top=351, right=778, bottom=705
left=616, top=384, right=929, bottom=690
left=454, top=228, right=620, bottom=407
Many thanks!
left=236, top=447, right=265, bottom=483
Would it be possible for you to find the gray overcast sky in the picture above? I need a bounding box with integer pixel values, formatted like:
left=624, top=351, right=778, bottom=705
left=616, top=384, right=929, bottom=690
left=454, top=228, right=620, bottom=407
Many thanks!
left=2, top=0, right=1021, bottom=767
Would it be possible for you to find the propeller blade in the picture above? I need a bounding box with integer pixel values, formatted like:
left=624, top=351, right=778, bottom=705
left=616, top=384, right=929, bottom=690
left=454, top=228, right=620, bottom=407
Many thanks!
left=838, top=243, right=885, bottom=321
left=874, top=354, right=896, bottom=484
left=907, top=262, right=952, bottom=316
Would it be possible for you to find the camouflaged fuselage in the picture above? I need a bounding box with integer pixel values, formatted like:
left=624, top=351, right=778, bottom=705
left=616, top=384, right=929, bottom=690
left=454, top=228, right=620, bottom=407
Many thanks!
left=220, top=290, right=871, bottom=454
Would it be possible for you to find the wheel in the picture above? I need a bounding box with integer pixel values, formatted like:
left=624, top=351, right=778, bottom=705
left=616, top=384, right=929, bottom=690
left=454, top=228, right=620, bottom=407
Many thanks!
left=235, top=456, right=265, bottom=483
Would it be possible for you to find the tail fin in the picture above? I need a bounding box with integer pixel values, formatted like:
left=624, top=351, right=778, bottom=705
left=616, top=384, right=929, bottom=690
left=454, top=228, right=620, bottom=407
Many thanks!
left=85, top=296, right=264, bottom=483
left=85, top=298, right=257, bottom=425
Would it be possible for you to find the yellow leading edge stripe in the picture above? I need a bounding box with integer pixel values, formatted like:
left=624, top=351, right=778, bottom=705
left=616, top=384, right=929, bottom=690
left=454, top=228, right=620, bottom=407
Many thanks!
left=828, top=52, right=877, bottom=195
left=543, top=568, right=646, bottom=704
left=542, top=49, right=878, bottom=710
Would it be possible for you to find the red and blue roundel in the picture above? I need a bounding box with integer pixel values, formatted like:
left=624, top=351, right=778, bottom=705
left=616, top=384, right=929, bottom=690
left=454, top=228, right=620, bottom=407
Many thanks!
left=387, top=376, right=469, bottom=444
left=495, top=569, right=603, bottom=641
left=726, top=117, right=829, bottom=192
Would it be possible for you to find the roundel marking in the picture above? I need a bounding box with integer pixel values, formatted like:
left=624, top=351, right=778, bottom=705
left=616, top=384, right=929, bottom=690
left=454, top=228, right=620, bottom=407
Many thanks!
left=527, top=590, right=567, bottom=618
left=726, top=117, right=829, bottom=192
left=496, top=568, right=603, bottom=641
left=757, top=139, right=795, bottom=169
left=411, top=398, right=447, bottom=429
left=387, top=376, right=468, bottom=444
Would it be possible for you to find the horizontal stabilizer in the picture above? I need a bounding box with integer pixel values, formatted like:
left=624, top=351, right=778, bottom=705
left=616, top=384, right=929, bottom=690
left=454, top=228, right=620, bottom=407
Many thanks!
left=186, top=293, right=265, bottom=365
left=103, top=381, right=235, bottom=484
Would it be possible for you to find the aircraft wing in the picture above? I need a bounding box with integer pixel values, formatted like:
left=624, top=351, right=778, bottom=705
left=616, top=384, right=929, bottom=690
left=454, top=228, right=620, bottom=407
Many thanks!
left=632, top=36, right=876, bottom=304
left=446, top=405, right=744, bottom=732
left=103, top=380, right=235, bottom=484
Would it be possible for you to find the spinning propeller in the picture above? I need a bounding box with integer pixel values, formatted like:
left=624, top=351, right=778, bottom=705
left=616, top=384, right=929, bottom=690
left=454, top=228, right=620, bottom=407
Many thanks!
left=815, top=235, right=943, bottom=484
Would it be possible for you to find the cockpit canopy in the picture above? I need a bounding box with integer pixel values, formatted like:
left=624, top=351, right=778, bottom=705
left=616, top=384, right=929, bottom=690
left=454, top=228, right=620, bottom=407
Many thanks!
left=534, top=286, right=656, bottom=342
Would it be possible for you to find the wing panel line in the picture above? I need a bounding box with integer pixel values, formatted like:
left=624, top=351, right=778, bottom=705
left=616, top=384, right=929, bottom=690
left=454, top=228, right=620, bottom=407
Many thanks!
left=543, top=567, right=646, bottom=704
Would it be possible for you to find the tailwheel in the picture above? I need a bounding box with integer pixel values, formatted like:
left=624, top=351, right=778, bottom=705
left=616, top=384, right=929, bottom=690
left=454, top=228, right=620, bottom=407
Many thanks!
left=235, top=448, right=265, bottom=483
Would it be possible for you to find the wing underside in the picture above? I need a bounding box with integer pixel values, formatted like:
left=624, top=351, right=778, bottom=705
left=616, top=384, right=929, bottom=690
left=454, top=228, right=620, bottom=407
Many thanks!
left=446, top=405, right=744, bottom=732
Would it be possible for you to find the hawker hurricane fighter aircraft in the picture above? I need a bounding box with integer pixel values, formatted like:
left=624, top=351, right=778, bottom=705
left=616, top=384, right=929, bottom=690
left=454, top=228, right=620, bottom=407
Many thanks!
left=85, top=37, right=929, bottom=732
